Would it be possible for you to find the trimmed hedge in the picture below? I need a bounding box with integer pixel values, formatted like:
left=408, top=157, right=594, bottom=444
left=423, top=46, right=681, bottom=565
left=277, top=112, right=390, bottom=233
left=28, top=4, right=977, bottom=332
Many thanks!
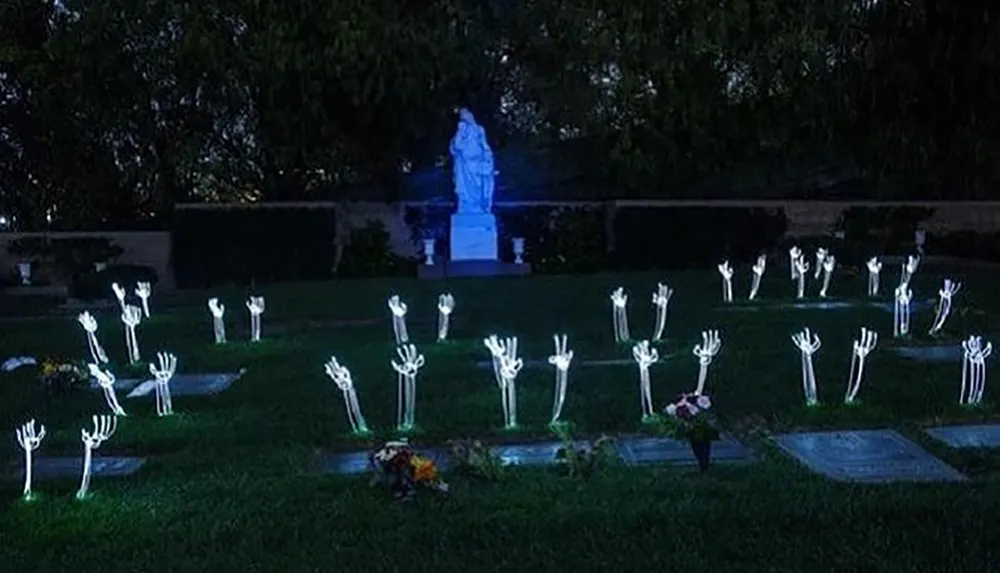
left=612, top=208, right=788, bottom=269
left=172, top=208, right=337, bottom=288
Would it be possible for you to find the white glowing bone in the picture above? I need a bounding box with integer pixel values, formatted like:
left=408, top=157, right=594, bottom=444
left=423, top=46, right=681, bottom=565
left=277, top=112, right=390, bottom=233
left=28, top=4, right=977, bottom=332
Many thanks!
left=148, top=351, right=176, bottom=417
left=324, top=357, right=369, bottom=434
left=813, top=248, right=828, bottom=280
left=792, top=328, right=822, bottom=406
left=717, top=261, right=734, bottom=303
left=77, top=311, right=108, bottom=364
left=866, top=257, right=882, bottom=296
left=692, top=330, right=722, bottom=395
left=899, top=255, right=920, bottom=288
left=391, top=344, right=425, bottom=431
left=120, top=305, right=142, bottom=364
left=484, top=335, right=520, bottom=428
left=789, top=246, right=802, bottom=280
left=15, top=419, right=45, bottom=499
left=893, top=286, right=911, bottom=337
left=208, top=298, right=226, bottom=344
left=794, top=257, right=810, bottom=299
left=88, top=363, right=127, bottom=417
left=246, top=296, right=265, bottom=342
left=749, top=254, right=766, bottom=300
left=76, top=414, right=117, bottom=500
left=134, top=282, right=152, bottom=318
left=547, top=334, right=574, bottom=424
left=819, top=255, right=836, bottom=298
left=961, top=336, right=992, bottom=406
left=651, top=283, right=673, bottom=341
left=498, top=350, right=523, bottom=429
left=111, top=282, right=127, bottom=312
left=845, top=328, right=877, bottom=404
left=436, top=293, right=455, bottom=341
left=631, top=340, right=659, bottom=419
left=387, top=295, right=409, bottom=344
left=928, top=279, right=962, bottom=335
left=610, top=287, right=630, bottom=343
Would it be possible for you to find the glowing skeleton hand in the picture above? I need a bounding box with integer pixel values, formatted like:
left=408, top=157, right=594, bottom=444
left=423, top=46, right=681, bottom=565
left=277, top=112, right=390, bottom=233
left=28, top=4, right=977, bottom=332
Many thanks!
left=388, top=295, right=407, bottom=317
left=693, top=330, right=722, bottom=365
left=499, top=354, right=523, bottom=381
left=791, top=328, right=822, bottom=355
left=391, top=344, right=425, bottom=376
left=78, top=311, right=98, bottom=333
left=81, top=415, right=117, bottom=449
left=940, top=279, right=961, bottom=300
left=794, top=257, right=810, bottom=277
left=717, top=261, right=733, bottom=280
left=548, top=334, right=573, bottom=371
left=16, top=420, right=45, bottom=451
left=853, top=328, right=878, bottom=359
left=149, top=351, right=177, bottom=382
left=111, top=282, right=126, bottom=305
left=438, top=294, right=454, bottom=315
left=823, top=255, right=836, bottom=274
left=752, top=255, right=766, bottom=276
left=610, top=287, right=627, bottom=308
left=867, top=257, right=881, bottom=274
left=632, top=340, right=659, bottom=368
left=324, top=357, right=353, bottom=391
left=122, top=305, right=141, bottom=327
left=963, top=336, right=992, bottom=363
left=789, top=246, right=801, bottom=265
left=208, top=298, right=225, bottom=317
left=652, top=283, right=672, bottom=308
left=246, top=296, right=265, bottom=315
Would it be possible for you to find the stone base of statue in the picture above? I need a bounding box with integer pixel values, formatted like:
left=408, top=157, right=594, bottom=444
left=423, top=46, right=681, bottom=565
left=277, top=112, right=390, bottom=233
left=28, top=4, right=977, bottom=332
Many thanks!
left=416, top=213, right=530, bottom=279
left=449, top=213, right=498, bottom=261
left=417, top=259, right=531, bottom=280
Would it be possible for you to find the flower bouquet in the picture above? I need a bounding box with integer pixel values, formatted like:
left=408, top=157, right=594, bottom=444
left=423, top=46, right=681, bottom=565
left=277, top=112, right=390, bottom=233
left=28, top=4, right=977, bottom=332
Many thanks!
left=657, top=393, right=721, bottom=472
left=369, top=439, right=448, bottom=500
left=39, top=358, right=90, bottom=395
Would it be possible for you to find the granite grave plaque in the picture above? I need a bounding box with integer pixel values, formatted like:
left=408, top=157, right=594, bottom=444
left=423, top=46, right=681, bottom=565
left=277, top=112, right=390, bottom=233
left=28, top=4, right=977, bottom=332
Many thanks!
left=491, top=440, right=589, bottom=467
left=926, top=424, right=1000, bottom=448
left=26, top=456, right=146, bottom=480
left=772, top=429, right=965, bottom=483
left=893, top=346, right=973, bottom=363
left=126, top=371, right=245, bottom=398
left=323, top=447, right=450, bottom=475
left=616, top=434, right=753, bottom=466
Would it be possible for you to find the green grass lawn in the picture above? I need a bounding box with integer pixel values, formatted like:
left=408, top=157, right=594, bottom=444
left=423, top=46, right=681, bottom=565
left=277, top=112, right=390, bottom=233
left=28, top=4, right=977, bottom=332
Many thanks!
left=2, top=264, right=1000, bottom=572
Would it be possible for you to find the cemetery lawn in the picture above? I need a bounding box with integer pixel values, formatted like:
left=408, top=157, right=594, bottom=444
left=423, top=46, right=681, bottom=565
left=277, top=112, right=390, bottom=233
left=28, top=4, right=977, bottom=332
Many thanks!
left=2, top=266, right=1000, bottom=571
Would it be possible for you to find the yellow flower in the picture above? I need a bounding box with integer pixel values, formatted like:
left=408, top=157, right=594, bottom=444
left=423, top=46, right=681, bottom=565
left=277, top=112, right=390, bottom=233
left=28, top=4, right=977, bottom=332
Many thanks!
left=410, top=456, right=438, bottom=482
left=41, top=361, right=58, bottom=376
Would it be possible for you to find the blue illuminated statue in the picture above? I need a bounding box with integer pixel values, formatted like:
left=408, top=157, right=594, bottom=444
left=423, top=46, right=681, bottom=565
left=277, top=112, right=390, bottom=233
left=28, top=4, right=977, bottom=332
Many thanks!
left=449, top=108, right=495, bottom=213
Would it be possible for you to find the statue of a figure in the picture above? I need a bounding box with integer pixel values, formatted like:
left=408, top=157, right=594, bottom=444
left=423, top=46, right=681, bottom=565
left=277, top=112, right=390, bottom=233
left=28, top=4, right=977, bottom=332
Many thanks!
left=449, top=108, right=495, bottom=214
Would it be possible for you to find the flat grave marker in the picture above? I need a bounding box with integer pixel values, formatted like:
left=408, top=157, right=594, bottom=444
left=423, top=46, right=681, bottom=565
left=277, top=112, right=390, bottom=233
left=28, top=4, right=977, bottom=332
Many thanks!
left=772, top=429, right=965, bottom=483
left=491, top=440, right=589, bottom=467
left=323, top=447, right=451, bottom=475
left=615, top=434, right=753, bottom=466
left=125, top=370, right=246, bottom=398
left=4, top=456, right=146, bottom=481
left=925, top=424, right=1000, bottom=449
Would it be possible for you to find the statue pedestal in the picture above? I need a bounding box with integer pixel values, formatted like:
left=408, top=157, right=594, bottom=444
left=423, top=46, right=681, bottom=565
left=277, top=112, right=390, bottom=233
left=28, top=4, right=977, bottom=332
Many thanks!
left=450, top=213, right=497, bottom=261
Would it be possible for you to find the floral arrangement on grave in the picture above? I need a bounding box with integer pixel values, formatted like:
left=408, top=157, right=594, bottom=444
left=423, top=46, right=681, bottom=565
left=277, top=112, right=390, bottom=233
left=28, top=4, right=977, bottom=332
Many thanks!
left=39, top=358, right=89, bottom=395
left=369, top=440, right=448, bottom=500
left=656, top=393, right=721, bottom=472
